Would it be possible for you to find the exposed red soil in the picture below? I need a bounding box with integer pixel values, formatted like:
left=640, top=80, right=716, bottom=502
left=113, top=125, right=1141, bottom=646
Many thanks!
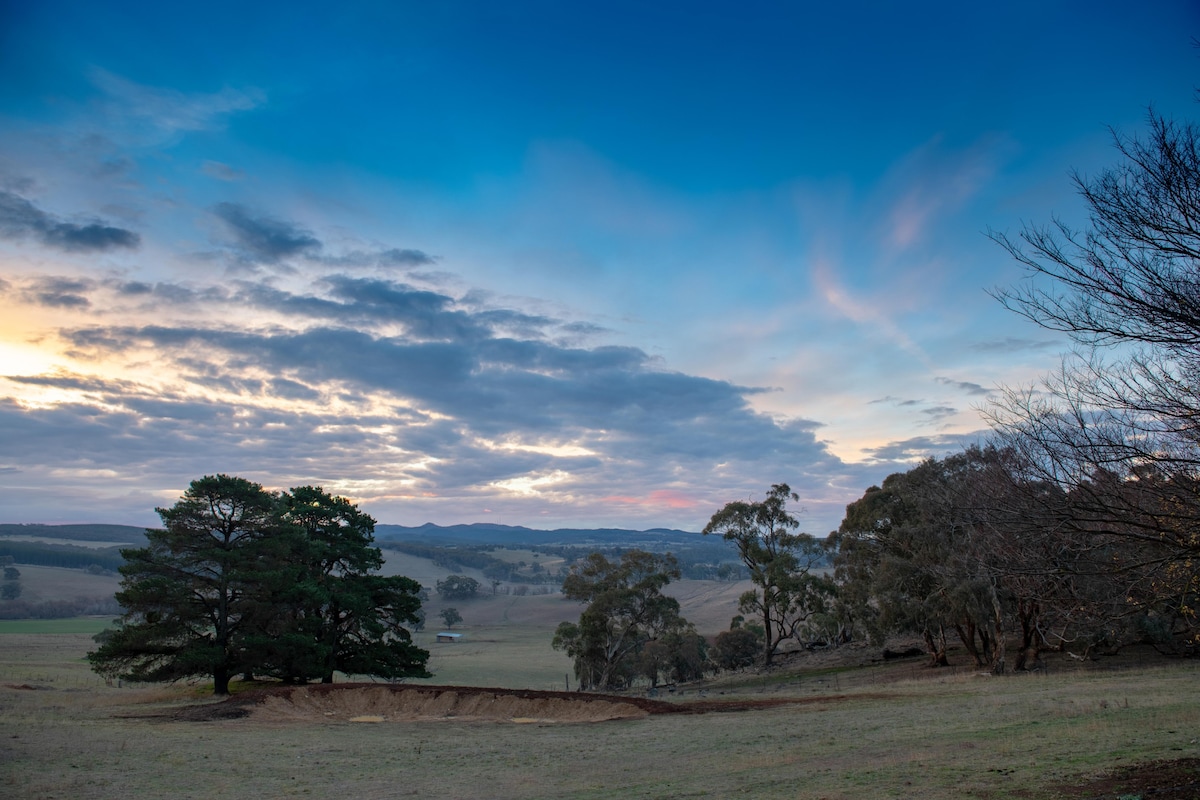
left=170, top=682, right=881, bottom=724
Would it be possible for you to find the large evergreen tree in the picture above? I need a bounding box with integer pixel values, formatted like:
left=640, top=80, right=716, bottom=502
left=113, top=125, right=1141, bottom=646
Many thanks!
left=257, top=486, right=428, bottom=684
left=88, top=477, right=428, bottom=694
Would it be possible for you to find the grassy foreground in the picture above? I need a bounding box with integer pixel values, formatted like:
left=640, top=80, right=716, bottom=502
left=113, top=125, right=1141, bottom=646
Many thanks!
left=1, top=626, right=1198, bottom=799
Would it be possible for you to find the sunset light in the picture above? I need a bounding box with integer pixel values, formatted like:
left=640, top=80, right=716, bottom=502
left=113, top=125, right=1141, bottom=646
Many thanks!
left=0, top=3, right=1194, bottom=534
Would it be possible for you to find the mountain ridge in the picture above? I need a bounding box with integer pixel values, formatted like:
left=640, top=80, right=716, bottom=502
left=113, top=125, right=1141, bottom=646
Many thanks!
left=0, top=522, right=705, bottom=548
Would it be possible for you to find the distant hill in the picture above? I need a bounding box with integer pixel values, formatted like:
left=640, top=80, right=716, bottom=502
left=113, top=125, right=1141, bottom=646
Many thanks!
left=373, top=522, right=704, bottom=547
left=0, top=523, right=149, bottom=543
left=0, top=521, right=703, bottom=549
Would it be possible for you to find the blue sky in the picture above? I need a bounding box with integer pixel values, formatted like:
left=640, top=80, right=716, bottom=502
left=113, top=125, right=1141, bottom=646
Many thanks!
left=0, top=1, right=1197, bottom=534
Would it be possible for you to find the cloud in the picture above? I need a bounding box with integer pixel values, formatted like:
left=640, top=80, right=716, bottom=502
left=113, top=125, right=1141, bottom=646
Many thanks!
left=38, top=268, right=850, bottom=512
left=93, top=157, right=135, bottom=180
left=89, top=68, right=264, bottom=137
left=935, top=377, right=992, bottom=396
left=212, top=202, right=321, bottom=263
left=810, top=257, right=927, bottom=361
left=879, top=134, right=1006, bottom=252
left=49, top=276, right=771, bottom=457
left=316, top=247, right=439, bottom=271
left=23, top=276, right=95, bottom=309
left=861, top=431, right=988, bottom=462
left=868, top=395, right=923, bottom=407
left=4, top=262, right=912, bottom=533
left=0, top=191, right=140, bottom=252
left=201, top=161, right=245, bottom=181
left=380, top=248, right=437, bottom=267
left=970, top=336, right=1059, bottom=354
left=921, top=405, right=958, bottom=422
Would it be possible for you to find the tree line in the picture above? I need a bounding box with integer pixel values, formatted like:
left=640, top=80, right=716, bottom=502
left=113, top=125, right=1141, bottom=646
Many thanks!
left=379, top=539, right=748, bottom=583
left=824, top=110, right=1200, bottom=669
left=91, top=108, right=1200, bottom=694
left=0, top=540, right=124, bottom=572
left=557, top=109, right=1200, bottom=687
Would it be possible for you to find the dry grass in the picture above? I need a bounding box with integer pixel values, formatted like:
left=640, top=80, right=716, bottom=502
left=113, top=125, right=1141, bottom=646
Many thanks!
left=4, top=567, right=1198, bottom=798
left=2, top=630, right=1199, bottom=799
left=410, top=617, right=578, bottom=690
left=3, top=564, right=120, bottom=604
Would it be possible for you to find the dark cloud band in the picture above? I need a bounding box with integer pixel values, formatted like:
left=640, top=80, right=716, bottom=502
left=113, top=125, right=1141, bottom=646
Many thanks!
left=0, top=191, right=140, bottom=252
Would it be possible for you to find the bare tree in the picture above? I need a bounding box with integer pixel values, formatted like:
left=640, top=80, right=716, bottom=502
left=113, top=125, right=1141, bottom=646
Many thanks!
left=988, top=111, right=1200, bottom=653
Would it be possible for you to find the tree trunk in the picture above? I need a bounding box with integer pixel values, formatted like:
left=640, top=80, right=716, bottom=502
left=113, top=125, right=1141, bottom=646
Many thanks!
left=923, top=627, right=949, bottom=667
left=760, top=604, right=775, bottom=668
left=956, top=621, right=984, bottom=667
left=989, top=582, right=1006, bottom=675
left=1014, top=598, right=1041, bottom=671
left=213, top=668, right=231, bottom=696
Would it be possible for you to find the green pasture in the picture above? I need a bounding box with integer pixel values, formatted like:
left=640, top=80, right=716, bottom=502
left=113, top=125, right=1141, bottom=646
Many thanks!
left=2, top=628, right=1198, bottom=799
left=486, top=547, right=567, bottom=570
left=0, top=617, right=112, bottom=635
left=410, top=624, right=576, bottom=690
left=2, top=569, right=1199, bottom=798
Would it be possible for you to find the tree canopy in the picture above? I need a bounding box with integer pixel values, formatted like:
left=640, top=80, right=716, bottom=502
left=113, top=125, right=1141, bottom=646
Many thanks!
left=553, top=550, right=692, bottom=690
left=435, top=574, right=481, bottom=600
left=987, top=111, right=1200, bottom=655
left=703, top=484, right=834, bottom=666
left=88, top=475, right=429, bottom=694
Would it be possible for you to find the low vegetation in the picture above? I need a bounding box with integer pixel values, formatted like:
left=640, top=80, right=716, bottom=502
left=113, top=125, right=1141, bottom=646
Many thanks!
left=2, top=620, right=1198, bottom=799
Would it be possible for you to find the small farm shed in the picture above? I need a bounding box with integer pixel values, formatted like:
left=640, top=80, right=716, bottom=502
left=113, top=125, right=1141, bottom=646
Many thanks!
left=436, top=632, right=463, bottom=643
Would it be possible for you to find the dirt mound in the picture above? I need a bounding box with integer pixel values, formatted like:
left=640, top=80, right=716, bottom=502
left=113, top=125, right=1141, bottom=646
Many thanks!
left=171, top=682, right=875, bottom=725
left=177, top=684, right=678, bottom=724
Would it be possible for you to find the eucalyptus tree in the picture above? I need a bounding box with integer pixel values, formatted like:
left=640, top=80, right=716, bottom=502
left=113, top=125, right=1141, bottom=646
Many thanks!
left=703, top=484, right=834, bottom=667
left=553, top=550, right=687, bottom=690
left=833, top=450, right=1027, bottom=671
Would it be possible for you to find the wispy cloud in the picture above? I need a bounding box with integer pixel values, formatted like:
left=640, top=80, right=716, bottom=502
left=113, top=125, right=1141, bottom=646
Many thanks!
left=22, top=276, right=96, bottom=308
left=970, top=336, right=1059, bottom=354
left=935, top=376, right=992, bottom=396
left=89, top=68, right=264, bottom=139
left=921, top=405, right=959, bottom=422
left=201, top=161, right=245, bottom=181
left=880, top=135, right=1007, bottom=253
left=809, top=256, right=926, bottom=360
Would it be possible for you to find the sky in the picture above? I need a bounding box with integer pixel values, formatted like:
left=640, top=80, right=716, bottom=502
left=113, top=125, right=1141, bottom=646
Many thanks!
left=0, top=1, right=1197, bottom=535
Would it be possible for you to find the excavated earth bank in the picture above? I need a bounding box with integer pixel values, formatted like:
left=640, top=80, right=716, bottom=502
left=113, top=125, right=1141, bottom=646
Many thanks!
left=175, top=684, right=673, bottom=724
left=172, top=683, right=840, bottom=724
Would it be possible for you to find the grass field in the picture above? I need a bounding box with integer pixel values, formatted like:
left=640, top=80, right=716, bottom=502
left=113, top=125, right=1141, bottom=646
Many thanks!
left=3, top=563, right=1199, bottom=798
left=1, top=564, right=119, bottom=604
left=0, top=617, right=112, bottom=634
left=2, top=624, right=1198, bottom=799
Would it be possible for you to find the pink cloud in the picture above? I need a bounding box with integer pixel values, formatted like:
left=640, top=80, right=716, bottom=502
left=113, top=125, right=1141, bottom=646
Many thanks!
left=601, top=489, right=704, bottom=511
